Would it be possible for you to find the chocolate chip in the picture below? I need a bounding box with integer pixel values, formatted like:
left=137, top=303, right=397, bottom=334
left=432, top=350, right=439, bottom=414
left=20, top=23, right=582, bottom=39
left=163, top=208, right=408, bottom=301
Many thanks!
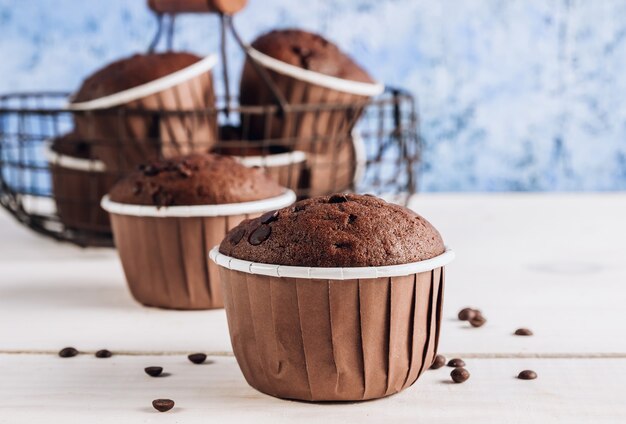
left=518, top=370, right=537, bottom=380
left=515, top=328, right=533, bottom=336
left=457, top=307, right=477, bottom=321
left=451, top=367, right=470, bottom=383
left=470, top=314, right=487, bottom=327
left=249, top=225, right=271, bottom=245
left=348, top=214, right=357, bottom=223
left=228, top=227, right=246, bottom=245
left=447, top=358, right=465, bottom=368
left=141, top=165, right=159, bottom=176
left=176, top=163, right=193, bottom=178
left=334, top=242, right=352, bottom=249
left=187, top=353, right=207, bottom=364
left=152, top=399, right=175, bottom=412
left=430, top=354, right=446, bottom=370
left=58, top=347, right=78, bottom=358
left=132, top=181, right=143, bottom=195
left=328, top=194, right=348, bottom=203
left=95, top=349, right=112, bottom=358
left=144, top=366, right=163, bottom=377
left=292, top=203, right=306, bottom=212
left=260, top=210, right=279, bottom=224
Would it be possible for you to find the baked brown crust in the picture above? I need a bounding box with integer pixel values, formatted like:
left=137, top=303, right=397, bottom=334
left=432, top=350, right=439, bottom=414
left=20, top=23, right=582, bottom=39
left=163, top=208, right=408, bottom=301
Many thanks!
left=220, top=193, right=445, bottom=267
left=250, top=29, right=374, bottom=83
left=73, top=52, right=201, bottom=102
left=108, top=153, right=285, bottom=207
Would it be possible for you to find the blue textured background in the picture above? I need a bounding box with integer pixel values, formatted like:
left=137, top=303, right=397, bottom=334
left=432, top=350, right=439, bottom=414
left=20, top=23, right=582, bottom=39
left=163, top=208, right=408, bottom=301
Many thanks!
left=1, top=0, right=625, bottom=191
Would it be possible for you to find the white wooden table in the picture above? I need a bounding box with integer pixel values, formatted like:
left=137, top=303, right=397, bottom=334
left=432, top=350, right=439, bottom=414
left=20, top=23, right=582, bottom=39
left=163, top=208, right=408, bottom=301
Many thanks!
left=1, top=194, right=625, bottom=423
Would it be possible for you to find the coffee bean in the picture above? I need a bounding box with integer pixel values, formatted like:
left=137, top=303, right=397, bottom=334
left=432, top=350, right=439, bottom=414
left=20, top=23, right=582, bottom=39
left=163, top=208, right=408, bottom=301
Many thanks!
left=515, top=328, right=533, bottom=336
left=144, top=366, right=163, bottom=377
left=447, top=358, right=465, bottom=368
left=518, top=370, right=537, bottom=380
left=260, top=210, right=279, bottom=224
left=328, top=194, right=349, bottom=203
left=248, top=225, right=271, bottom=245
left=457, top=307, right=477, bottom=321
left=152, top=399, right=175, bottom=412
left=430, top=354, right=446, bottom=370
left=58, top=347, right=78, bottom=358
left=451, top=367, right=470, bottom=383
left=188, top=353, right=207, bottom=364
left=469, top=314, right=486, bottom=327
left=95, top=349, right=112, bottom=358
left=228, top=227, right=245, bottom=245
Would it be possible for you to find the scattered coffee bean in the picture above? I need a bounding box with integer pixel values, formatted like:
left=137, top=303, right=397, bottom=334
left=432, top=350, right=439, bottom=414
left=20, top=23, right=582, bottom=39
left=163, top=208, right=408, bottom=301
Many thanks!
left=228, top=227, right=245, bottom=245
left=144, top=366, right=163, bottom=377
left=152, top=399, right=175, bottom=412
left=95, top=349, right=112, bottom=358
left=515, top=328, right=533, bottom=336
left=58, top=347, right=79, bottom=358
left=260, top=210, right=279, bottom=224
left=430, top=354, right=446, bottom=370
left=248, top=225, right=271, bottom=245
left=447, top=358, right=466, bottom=368
left=518, top=370, right=537, bottom=380
left=328, top=194, right=348, bottom=203
left=188, top=353, right=207, bottom=364
left=451, top=367, right=470, bottom=383
left=457, top=307, right=477, bottom=321
left=469, top=314, right=487, bottom=327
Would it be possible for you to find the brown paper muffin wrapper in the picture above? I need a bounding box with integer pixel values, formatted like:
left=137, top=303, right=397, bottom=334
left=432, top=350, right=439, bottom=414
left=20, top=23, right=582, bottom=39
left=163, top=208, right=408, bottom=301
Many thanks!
left=235, top=151, right=307, bottom=192
left=69, top=55, right=219, bottom=173
left=240, top=48, right=383, bottom=154
left=210, top=247, right=454, bottom=401
left=101, top=190, right=296, bottom=310
left=46, top=147, right=115, bottom=233
left=303, top=130, right=365, bottom=197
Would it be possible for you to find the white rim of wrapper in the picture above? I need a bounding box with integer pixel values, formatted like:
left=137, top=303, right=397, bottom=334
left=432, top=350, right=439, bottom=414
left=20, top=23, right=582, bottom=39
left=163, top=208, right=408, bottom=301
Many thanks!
left=100, top=190, right=296, bottom=218
left=236, top=150, right=307, bottom=168
left=247, top=48, right=384, bottom=97
left=66, top=54, right=219, bottom=111
left=44, top=140, right=106, bottom=172
left=209, top=246, right=455, bottom=280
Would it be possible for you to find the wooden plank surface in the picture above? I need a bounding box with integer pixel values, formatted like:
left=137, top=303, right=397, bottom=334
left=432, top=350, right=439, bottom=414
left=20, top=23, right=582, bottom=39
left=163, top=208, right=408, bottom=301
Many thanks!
left=0, top=354, right=624, bottom=423
left=1, top=194, right=625, bottom=355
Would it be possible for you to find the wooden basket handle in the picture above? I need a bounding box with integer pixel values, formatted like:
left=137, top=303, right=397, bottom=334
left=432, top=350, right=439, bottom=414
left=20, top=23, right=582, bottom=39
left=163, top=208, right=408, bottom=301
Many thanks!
left=147, top=0, right=247, bottom=15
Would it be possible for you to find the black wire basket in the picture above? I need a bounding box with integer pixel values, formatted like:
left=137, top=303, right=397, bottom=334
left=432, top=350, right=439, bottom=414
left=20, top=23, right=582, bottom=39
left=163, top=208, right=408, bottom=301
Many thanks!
left=0, top=5, right=421, bottom=248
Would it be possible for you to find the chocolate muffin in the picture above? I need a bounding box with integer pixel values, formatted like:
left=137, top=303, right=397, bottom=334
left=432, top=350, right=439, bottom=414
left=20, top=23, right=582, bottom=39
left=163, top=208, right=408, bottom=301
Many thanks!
left=247, top=29, right=374, bottom=83
left=108, top=153, right=285, bottom=207
left=73, top=52, right=202, bottom=102
left=220, top=193, right=445, bottom=267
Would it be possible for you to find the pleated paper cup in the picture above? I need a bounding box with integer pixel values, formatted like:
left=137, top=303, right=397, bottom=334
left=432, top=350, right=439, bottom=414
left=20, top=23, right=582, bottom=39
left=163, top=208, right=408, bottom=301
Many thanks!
left=240, top=48, right=384, bottom=153
left=45, top=144, right=115, bottom=234
left=101, top=190, right=296, bottom=310
left=303, top=129, right=366, bottom=197
left=235, top=150, right=307, bottom=192
left=68, top=54, right=219, bottom=173
left=210, top=247, right=455, bottom=401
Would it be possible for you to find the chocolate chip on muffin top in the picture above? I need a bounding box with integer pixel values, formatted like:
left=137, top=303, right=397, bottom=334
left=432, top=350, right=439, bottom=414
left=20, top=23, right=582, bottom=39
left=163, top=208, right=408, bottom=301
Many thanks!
left=108, top=153, right=285, bottom=207
left=250, top=29, right=375, bottom=83
left=73, top=52, right=201, bottom=102
left=219, top=194, right=445, bottom=267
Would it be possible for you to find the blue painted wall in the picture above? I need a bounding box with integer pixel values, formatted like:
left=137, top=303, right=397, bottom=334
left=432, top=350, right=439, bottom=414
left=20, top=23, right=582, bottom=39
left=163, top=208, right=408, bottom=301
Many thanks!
left=1, top=0, right=625, bottom=191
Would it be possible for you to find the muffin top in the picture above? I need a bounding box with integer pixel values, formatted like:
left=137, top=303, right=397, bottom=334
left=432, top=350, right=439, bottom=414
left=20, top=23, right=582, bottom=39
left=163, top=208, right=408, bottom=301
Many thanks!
left=108, top=153, right=285, bottom=207
left=73, top=52, right=201, bottom=102
left=51, top=132, right=93, bottom=159
left=219, top=193, right=445, bottom=267
left=250, top=29, right=374, bottom=83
